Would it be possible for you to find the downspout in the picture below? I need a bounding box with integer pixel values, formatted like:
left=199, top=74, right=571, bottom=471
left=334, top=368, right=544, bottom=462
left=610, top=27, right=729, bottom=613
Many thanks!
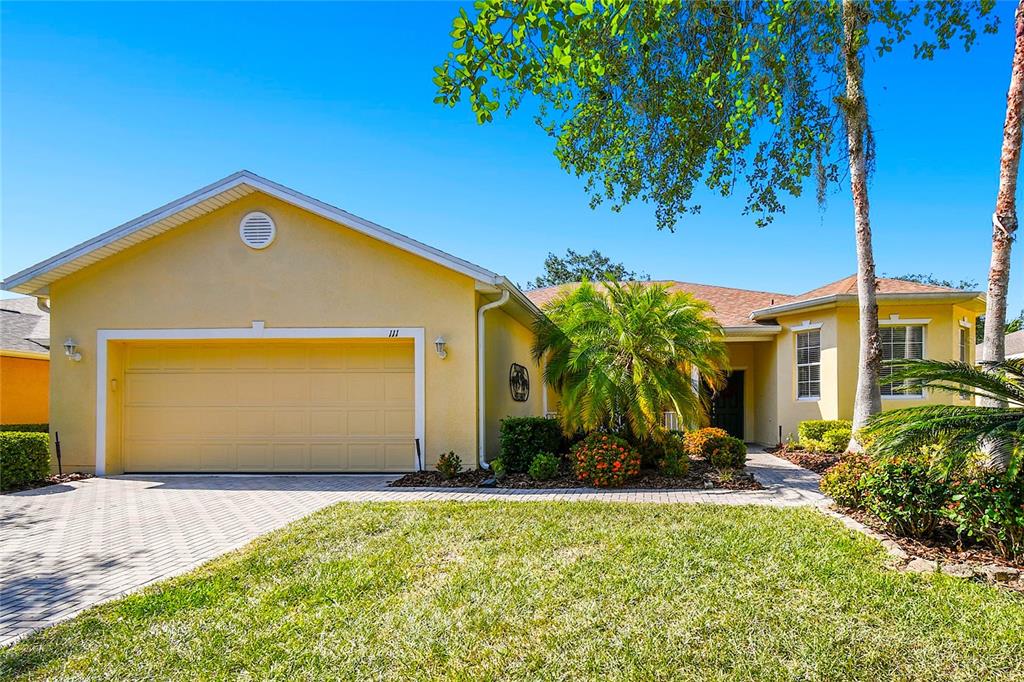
left=477, top=289, right=510, bottom=470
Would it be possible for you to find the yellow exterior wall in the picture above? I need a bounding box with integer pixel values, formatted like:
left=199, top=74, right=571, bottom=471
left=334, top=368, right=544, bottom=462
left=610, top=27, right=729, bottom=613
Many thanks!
left=0, top=354, right=49, bottom=424
left=760, top=300, right=982, bottom=445
left=49, top=192, right=483, bottom=473
left=723, top=342, right=759, bottom=442
left=752, top=340, right=779, bottom=444
left=482, top=305, right=545, bottom=461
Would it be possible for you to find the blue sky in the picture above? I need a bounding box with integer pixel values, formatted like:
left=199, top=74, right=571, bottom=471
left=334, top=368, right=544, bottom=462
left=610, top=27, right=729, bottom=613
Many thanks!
left=2, top=1, right=1021, bottom=307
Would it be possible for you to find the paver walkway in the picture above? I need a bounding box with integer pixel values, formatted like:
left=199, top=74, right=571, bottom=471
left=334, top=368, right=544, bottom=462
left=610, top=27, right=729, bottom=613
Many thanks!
left=1, top=447, right=825, bottom=646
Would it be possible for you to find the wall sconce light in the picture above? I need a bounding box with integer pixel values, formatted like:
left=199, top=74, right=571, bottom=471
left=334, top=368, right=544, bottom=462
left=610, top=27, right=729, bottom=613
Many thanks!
left=434, top=336, right=448, bottom=360
left=63, top=337, right=82, bottom=362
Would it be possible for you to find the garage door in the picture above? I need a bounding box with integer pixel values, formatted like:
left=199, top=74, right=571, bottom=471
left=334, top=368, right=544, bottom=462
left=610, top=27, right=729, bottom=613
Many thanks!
left=122, top=340, right=415, bottom=472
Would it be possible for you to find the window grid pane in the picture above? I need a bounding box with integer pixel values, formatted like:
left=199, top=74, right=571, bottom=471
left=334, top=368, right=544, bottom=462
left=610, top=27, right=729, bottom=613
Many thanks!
left=880, top=325, right=924, bottom=396
left=795, top=330, right=821, bottom=399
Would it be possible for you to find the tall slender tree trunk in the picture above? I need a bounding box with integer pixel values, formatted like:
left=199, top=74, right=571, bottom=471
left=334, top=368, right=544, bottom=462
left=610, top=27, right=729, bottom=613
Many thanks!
left=981, top=0, right=1024, bottom=471
left=842, top=0, right=882, bottom=450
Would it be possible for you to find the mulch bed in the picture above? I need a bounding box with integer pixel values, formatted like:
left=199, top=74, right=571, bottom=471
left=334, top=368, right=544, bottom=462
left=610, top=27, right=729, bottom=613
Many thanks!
left=769, top=444, right=839, bottom=474
left=1, top=472, right=94, bottom=494
left=390, top=457, right=763, bottom=491
left=838, top=505, right=1024, bottom=571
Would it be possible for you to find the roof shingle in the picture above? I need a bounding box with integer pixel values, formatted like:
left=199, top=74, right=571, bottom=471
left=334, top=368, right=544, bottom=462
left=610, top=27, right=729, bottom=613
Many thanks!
left=0, top=297, right=50, bottom=354
left=524, top=275, right=980, bottom=328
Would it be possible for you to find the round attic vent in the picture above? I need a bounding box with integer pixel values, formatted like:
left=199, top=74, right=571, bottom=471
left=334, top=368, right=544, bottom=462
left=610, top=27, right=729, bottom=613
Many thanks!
left=239, top=211, right=276, bottom=249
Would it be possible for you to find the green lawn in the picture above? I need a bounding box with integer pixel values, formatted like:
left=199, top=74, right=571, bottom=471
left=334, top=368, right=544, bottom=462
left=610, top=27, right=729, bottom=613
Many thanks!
left=3, top=503, right=1023, bottom=681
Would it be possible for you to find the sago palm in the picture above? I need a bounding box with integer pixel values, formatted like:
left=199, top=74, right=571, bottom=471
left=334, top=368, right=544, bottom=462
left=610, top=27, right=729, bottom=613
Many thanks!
left=861, top=359, right=1024, bottom=474
left=532, top=280, right=728, bottom=438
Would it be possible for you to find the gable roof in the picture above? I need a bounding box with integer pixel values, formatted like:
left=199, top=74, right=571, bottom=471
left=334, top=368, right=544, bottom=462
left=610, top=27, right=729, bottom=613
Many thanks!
left=0, top=171, right=540, bottom=319
left=0, top=297, right=50, bottom=355
left=525, top=281, right=791, bottom=329
left=749, top=275, right=983, bottom=320
left=526, top=275, right=984, bottom=331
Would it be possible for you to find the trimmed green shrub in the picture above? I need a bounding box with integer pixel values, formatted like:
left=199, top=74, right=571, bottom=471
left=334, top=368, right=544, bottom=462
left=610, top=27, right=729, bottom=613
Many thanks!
left=945, top=473, right=1024, bottom=559
left=820, top=452, right=874, bottom=508
left=499, top=417, right=563, bottom=473
left=0, top=423, right=48, bottom=433
left=0, top=432, right=50, bottom=490
left=708, top=436, right=747, bottom=470
left=572, top=433, right=641, bottom=487
left=819, top=427, right=852, bottom=454
left=436, top=451, right=463, bottom=480
left=657, top=444, right=690, bottom=477
left=798, top=420, right=852, bottom=452
left=528, top=452, right=561, bottom=481
left=861, top=455, right=949, bottom=538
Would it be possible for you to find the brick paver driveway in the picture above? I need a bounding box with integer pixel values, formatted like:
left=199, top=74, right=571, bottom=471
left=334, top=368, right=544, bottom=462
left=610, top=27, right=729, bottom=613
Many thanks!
left=0, top=474, right=395, bottom=646
left=1, top=448, right=824, bottom=646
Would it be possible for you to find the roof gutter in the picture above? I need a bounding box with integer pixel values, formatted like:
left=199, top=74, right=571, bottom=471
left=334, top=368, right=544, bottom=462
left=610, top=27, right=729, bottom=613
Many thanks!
left=477, top=289, right=510, bottom=470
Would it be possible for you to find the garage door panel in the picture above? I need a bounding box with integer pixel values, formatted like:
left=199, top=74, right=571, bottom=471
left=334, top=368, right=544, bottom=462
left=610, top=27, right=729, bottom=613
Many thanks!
left=385, top=374, right=414, bottom=402
left=310, top=411, right=346, bottom=436
left=347, top=410, right=382, bottom=436
left=200, top=443, right=236, bottom=470
left=346, top=374, right=385, bottom=401
left=237, top=410, right=274, bottom=436
left=274, top=411, right=309, bottom=436
left=237, top=443, right=272, bottom=470
left=310, top=374, right=346, bottom=403
left=273, top=443, right=308, bottom=469
left=123, top=341, right=414, bottom=472
left=310, top=443, right=346, bottom=469
left=272, top=374, right=310, bottom=402
left=197, top=409, right=236, bottom=435
left=385, top=409, right=414, bottom=435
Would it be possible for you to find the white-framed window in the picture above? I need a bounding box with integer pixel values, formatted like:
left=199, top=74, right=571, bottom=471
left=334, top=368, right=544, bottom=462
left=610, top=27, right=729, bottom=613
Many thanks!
left=796, top=329, right=821, bottom=399
left=880, top=325, right=924, bottom=396
left=662, top=411, right=680, bottom=431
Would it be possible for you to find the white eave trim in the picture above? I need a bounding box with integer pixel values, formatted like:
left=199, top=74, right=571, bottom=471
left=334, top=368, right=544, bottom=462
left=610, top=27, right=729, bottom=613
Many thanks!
left=788, top=320, right=823, bottom=332
left=750, top=291, right=984, bottom=320
left=722, top=325, right=781, bottom=335
left=880, top=314, right=931, bottom=326
left=2, top=171, right=507, bottom=295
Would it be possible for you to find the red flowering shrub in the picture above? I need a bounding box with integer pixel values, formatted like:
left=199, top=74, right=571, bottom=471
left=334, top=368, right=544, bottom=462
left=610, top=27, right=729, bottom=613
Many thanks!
left=571, top=433, right=641, bottom=487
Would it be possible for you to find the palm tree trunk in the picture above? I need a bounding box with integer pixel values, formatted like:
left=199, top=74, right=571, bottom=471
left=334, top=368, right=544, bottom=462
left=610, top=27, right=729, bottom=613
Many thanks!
left=842, top=0, right=882, bottom=450
left=981, top=0, right=1024, bottom=471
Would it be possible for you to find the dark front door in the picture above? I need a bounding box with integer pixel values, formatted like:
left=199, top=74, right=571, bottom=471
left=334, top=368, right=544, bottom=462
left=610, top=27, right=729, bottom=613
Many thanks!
left=710, top=371, right=744, bottom=440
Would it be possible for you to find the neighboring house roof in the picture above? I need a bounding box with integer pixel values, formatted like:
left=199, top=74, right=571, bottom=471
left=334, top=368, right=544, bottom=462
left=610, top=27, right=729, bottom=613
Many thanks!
left=0, top=297, right=50, bottom=356
left=526, top=275, right=984, bottom=331
left=0, top=170, right=541, bottom=322
left=978, top=330, right=1024, bottom=360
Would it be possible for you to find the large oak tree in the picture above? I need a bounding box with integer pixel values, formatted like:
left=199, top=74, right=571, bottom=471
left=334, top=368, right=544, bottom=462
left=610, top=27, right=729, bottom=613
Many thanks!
left=435, top=1, right=995, bottom=445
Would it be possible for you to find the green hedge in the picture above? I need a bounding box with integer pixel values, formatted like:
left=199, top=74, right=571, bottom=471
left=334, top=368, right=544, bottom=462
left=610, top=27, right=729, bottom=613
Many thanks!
left=0, top=432, right=51, bottom=490
left=798, top=420, right=852, bottom=453
left=0, top=423, right=48, bottom=433
left=498, top=417, right=563, bottom=473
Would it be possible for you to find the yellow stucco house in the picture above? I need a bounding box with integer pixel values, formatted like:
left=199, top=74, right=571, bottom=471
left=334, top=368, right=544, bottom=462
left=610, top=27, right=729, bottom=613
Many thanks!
left=1, top=171, right=985, bottom=474
left=530, top=278, right=985, bottom=444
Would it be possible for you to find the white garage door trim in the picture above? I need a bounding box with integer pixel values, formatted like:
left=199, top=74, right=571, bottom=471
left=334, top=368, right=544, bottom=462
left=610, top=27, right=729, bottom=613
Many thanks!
left=95, top=323, right=425, bottom=476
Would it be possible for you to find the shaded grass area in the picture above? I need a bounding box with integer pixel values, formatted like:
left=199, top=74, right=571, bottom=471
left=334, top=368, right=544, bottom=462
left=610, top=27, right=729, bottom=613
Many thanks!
left=3, top=502, right=1023, bottom=681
